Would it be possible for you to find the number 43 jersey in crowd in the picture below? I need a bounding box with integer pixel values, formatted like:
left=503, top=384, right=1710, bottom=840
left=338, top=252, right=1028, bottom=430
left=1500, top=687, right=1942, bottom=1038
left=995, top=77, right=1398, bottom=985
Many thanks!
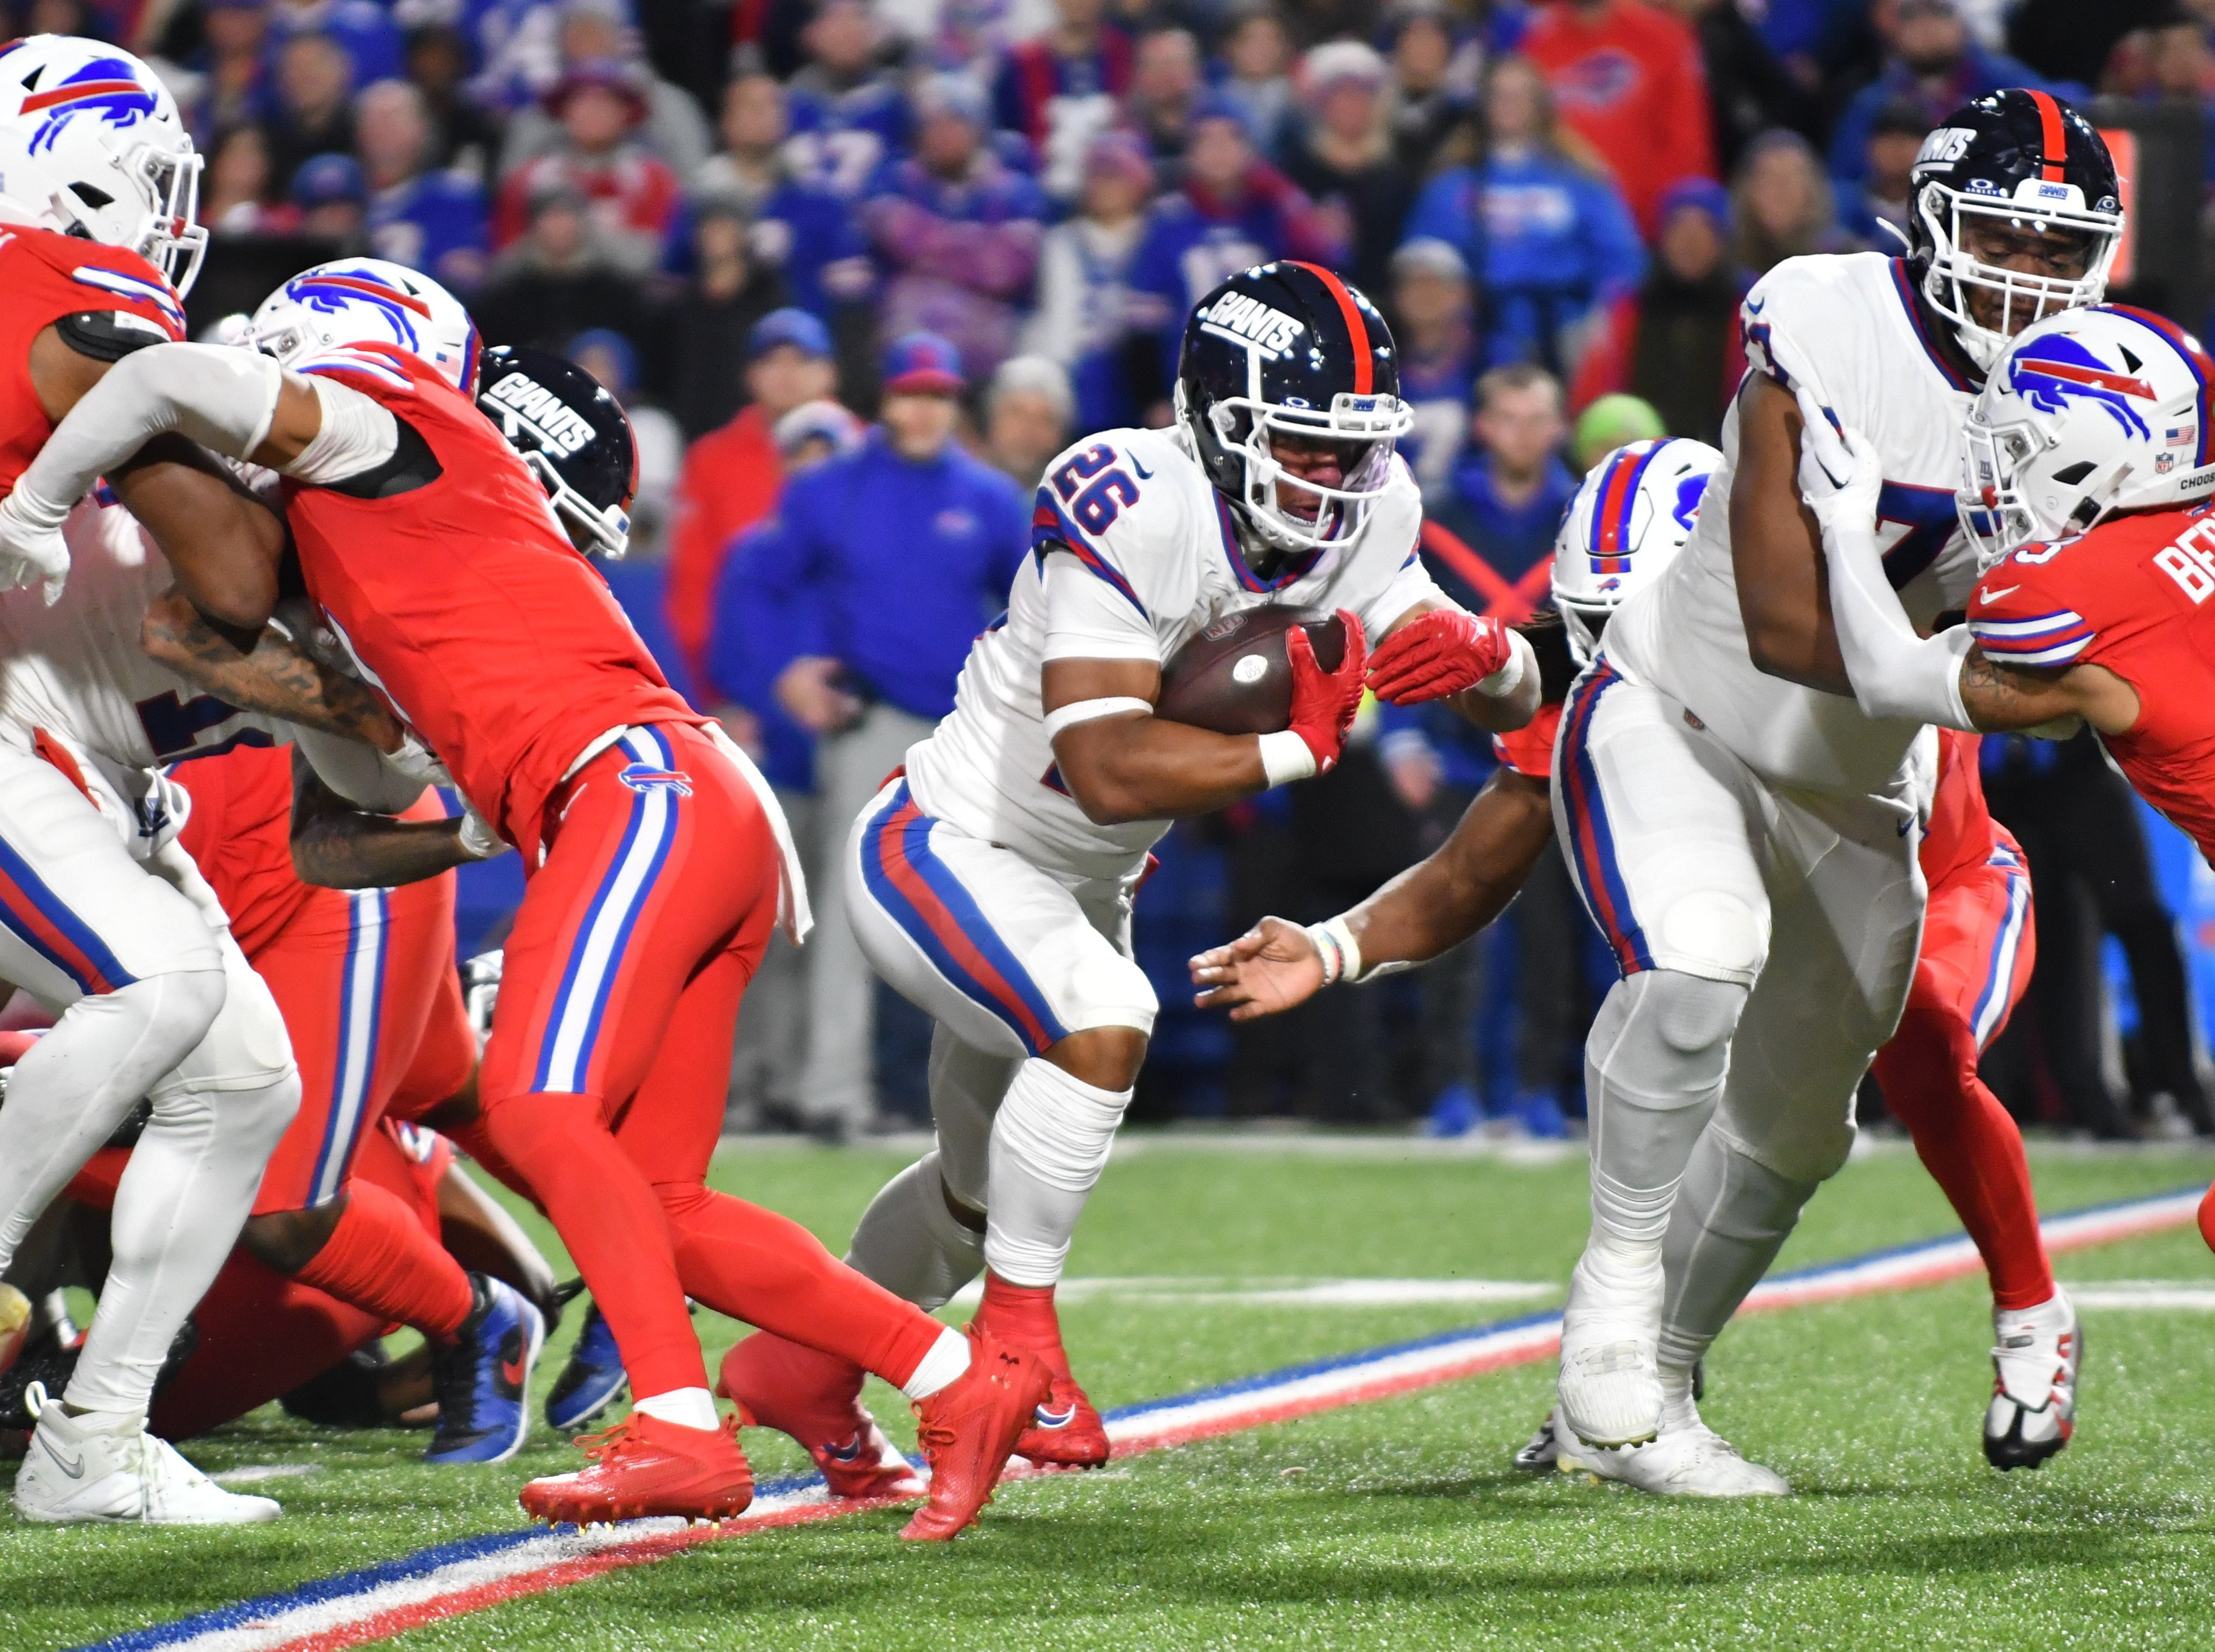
left=902, top=423, right=1443, bottom=881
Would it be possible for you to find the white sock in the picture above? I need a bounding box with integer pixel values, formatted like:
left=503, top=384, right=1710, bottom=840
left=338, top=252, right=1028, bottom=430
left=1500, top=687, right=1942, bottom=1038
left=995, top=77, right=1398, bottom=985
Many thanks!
left=983, top=1058, right=1132, bottom=1287
left=900, top=1326, right=972, bottom=1401
left=634, top=1387, right=719, bottom=1431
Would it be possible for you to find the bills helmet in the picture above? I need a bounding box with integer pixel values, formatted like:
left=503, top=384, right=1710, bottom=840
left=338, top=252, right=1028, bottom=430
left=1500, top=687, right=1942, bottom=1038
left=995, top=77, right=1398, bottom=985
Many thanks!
left=1552, top=438, right=1721, bottom=665
left=1176, top=261, right=1413, bottom=558
left=0, top=35, right=205, bottom=294
left=247, top=258, right=481, bottom=393
left=1958, top=305, right=2215, bottom=566
left=1908, top=89, right=2123, bottom=373
left=477, top=345, right=637, bottom=558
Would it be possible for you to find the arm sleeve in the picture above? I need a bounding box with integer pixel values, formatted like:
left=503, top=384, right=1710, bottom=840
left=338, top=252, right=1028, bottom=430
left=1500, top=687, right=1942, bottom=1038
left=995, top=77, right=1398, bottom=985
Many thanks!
left=1822, top=515, right=1977, bottom=729
left=284, top=377, right=400, bottom=484
left=288, top=725, right=431, bottom=814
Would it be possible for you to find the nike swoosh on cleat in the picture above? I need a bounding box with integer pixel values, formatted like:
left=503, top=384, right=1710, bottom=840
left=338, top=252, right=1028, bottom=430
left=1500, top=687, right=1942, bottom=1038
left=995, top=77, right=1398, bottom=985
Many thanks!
left=1033, top=1405, right=1076, bottom=1429
left=825, top=1437, right=865, bottom=1462
left=500, top=1353, right=527, bottom=1388
left=40, top=1437, right=84, bottom=1478
left=1979, top=584, right=2020, bottom=602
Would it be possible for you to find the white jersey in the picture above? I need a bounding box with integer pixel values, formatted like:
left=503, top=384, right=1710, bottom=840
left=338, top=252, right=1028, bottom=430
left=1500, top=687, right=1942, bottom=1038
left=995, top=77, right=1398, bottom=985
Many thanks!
left=904, top=424, right=1443, bottom=879
left=1604, top=252, right=1980, bottom=799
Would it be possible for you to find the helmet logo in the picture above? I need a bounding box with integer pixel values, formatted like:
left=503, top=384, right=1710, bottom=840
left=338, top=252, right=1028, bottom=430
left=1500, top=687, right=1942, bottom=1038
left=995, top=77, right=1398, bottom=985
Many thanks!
left=1914, top=126, right=1976, bottom=170
left=22, top=58, right=159, bottom=156
left=483, top=369, right=595, bottom=456
left=2007, top=336, right=2156, bottom=438
left=1198, top=292, right=1304, bottom=359
left=1672, top=473, right=1709, bottom=531
left=284, top=270, right=431, bottom=351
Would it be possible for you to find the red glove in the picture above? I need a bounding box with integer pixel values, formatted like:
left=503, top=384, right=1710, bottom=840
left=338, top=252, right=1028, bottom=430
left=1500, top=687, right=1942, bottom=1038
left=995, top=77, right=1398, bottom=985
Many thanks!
left=1365, top=610, right=1514, bottom=704
left=1284, top=610, right=1368, bottom=774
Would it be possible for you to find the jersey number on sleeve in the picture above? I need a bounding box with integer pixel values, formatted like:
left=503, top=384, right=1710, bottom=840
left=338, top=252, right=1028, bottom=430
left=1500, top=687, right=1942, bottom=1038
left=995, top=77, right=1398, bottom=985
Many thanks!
left=1051, top=444, right=1142, bottom=536
left=136, top=690, right=245, bottom=759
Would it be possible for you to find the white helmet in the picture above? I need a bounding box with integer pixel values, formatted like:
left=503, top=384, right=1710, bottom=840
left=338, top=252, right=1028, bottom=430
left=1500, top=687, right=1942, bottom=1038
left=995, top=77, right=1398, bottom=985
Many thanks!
left=0, top=35, right=205, bottom=294
left=1958, top=304, right=2215, bottom=568
left=247, top=259, right=482, bottom=393
left=1552, top=438, right=1721, bottom=665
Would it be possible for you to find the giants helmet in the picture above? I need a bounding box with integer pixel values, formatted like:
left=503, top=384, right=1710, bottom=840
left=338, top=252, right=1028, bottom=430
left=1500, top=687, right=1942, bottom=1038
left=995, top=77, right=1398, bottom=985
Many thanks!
left=1958, top=305, right=2215, bottom=567
left=0, top=35, right=205, bottom=294
left=477, top=345, right=638, bottom=559
left=1175, top=262, right=1412, bottom=558
left=1552, top=438, right=1722, bottom=665
left=247, top=258, right=481, bottom=393
left=1907, top=89, right=2123, bottom=373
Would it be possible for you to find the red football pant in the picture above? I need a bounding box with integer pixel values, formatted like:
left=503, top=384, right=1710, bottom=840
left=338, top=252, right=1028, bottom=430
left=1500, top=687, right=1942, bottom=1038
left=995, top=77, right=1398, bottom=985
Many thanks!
left=477, top=723, right=942, bottom=1402
left=1872, top=840, right=2053, bottom=1311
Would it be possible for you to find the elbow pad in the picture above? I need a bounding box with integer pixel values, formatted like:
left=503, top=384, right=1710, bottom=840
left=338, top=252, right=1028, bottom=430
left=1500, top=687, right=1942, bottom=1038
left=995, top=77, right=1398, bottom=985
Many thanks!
left=284, top=377, right=401, bottom=485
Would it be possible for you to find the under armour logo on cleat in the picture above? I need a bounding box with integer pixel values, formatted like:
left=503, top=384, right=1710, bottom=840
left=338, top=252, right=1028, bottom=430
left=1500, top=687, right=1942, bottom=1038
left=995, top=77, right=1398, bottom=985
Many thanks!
left=619, top=763, right=693, bottom=796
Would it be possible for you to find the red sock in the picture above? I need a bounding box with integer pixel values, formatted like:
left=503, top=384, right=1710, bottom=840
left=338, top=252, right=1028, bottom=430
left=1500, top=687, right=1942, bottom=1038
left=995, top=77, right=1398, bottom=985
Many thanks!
left=1873, top=1004, right=2055, bottom=1311
left=658, top=1183, right=945, bottom=1388
left=484, top=1091, right=705, bottom=1399
left=293, top=1179, right=476, bottom=1342
left=151, top=1252, right=385, bottom=1440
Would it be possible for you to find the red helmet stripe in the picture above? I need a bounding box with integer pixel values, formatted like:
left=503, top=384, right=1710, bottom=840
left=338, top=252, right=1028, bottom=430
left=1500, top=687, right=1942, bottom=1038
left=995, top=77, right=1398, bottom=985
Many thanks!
left=2027, top=89, right=2068, bottom=183
left=21, top=78, right=144, bottom=113
left=1285, top=261, right=1372, bottom=394
left=1592, top=449, right=1638, bottom=558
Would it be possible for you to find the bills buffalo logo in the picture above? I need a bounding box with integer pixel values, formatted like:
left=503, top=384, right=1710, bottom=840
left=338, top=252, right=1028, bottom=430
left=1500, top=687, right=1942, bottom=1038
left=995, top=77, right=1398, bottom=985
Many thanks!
left=283, top=269, right=432, bottom=352
left=20, top=57, right=159, bottom=156
left=619, top=762, right=693, bottom=796
left=2008, top=336, right=2156, bottom=439
left=1673, top=472, right=1710, bottom=532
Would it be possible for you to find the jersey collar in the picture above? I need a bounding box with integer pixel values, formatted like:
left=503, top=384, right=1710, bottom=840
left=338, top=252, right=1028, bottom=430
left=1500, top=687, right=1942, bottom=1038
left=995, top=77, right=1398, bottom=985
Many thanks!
left=1889, top=258, right=1981, bottom=395
left=1215, top=494, right=1330, bottom=591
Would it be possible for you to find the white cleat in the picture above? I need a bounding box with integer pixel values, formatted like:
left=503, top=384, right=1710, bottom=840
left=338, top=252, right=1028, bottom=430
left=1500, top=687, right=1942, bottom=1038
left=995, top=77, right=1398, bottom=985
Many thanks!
left=12, top=1384, right=282, bottom=1525
left=1555, top=1253, right=1664, bottom=1447
left=1551, top=1400, right=1789, bottom=1498
left=1985, top=1288, right=2078, bottom=1471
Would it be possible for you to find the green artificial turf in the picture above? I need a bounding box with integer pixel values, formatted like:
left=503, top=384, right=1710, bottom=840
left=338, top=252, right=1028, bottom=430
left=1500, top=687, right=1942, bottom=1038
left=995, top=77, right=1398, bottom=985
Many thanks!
left=2, top=1137, right=2211, bottom=1651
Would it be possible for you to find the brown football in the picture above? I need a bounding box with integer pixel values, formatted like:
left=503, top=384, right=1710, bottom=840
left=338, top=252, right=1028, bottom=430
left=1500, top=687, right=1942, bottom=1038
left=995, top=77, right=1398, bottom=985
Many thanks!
left=1154, top=606, right=1346, bottom=736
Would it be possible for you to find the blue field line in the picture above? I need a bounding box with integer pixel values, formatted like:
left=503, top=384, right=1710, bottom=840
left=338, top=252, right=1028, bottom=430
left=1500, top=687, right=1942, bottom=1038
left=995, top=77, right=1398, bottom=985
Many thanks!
left=68, top=1182, right=2207, bottom=1652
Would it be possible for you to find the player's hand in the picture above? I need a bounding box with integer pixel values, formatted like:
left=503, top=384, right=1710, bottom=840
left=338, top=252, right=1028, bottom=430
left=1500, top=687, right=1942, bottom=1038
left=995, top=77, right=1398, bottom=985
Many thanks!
left=1794, top=400, right=1882, bottom=539
left=384, top=728, right=452, bottom=786
left=0, top=490, right=71, bottom=605
left=1365, top=609, right=1514, bottom=704
left=1284, top=609, right=1367, bottom=774
left=457, top=802, right=508, bottom=861
left=776, top=656, right=863, bottom=734
left=1189, top=917, right=1327, bottom=1019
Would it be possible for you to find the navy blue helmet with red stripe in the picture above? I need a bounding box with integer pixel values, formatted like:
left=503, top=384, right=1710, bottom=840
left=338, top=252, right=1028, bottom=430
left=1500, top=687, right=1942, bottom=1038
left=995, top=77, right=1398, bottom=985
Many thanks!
left=1907, top=88, right=2123, bottom=372
left=476, top=344, right=638, bottom=559
left=1175, top=261, right=1413, bottom=559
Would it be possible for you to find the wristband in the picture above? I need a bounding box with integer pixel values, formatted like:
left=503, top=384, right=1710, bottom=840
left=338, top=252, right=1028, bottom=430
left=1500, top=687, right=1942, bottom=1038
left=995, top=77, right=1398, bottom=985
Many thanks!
left=1305, top=914, right=1364, bottom=986
left=1042, top=696, right=1154, bottom=741
left=1258, top=729, right=1318, bottom=787
left=1476, top=628, right=1535, bottom=699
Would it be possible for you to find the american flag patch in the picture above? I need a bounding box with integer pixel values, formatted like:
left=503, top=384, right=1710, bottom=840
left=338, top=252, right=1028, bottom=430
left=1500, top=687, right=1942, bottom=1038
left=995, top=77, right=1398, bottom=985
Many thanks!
left=2168, top=425, right=2197, bottom=447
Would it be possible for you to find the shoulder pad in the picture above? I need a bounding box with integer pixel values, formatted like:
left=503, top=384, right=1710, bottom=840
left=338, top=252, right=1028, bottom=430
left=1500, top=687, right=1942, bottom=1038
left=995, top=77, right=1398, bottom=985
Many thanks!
left=1966, top=547, right=2097, bottom=667
left=53, top=308, right=173, bottom=363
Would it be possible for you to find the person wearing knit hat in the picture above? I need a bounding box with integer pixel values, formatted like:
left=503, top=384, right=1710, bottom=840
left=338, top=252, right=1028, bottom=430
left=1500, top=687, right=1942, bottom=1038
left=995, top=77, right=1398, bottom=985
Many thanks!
left=1390, top=238, right=1481, bottom=495
left=983, top=355, right=1074, bottom=490
left=1282, top=39, right=1410, bottom=298
left=1021, top=127, right=1155, bottom=432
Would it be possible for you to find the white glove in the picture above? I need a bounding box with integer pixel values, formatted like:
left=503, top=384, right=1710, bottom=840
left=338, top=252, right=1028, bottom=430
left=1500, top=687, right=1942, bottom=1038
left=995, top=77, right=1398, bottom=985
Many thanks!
left=0, top=488, right=72, bottom=605
left=1796, top=413, right=1883, bottom=540
left=385, top=728, right=452, bottom=786
left=457, top=801, right=508, bottom=861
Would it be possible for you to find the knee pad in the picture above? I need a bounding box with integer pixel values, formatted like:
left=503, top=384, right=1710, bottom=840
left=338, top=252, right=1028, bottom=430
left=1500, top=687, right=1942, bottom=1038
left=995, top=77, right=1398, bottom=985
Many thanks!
left=992, top=1057, right=1132, bottom=1195
left=1068, top=951, right=1158, bottom=1040
left=1654, top=890, right=1765, bottom=979
left=1590, top=971, right=1747, bottom=1106
left=82, top=968, right=227, bottom=1080
left=147, top=946, right=297, bottom=1135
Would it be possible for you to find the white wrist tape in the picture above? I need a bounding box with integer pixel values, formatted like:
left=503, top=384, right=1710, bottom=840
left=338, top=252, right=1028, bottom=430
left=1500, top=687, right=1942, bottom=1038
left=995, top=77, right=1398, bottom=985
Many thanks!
left=1306, top=914, right=1364, bottom=986
left=1477, top=627, right=1535, bottom=698
left=1042, top=696, right=1153, bottom=741
left=1258, top=729, right=1318, bottom=787
left=286, top=376, right=400, bottom=484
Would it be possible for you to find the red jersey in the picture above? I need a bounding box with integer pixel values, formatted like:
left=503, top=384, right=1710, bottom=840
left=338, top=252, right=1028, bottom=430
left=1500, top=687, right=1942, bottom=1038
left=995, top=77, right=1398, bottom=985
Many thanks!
left=1493, top=699, right=1564, bottom=779
left=1968, top=506, right=2215, bottom=863
left=1919, top=730, right=2001, bottom=888
left=173, top=742, right=315, bottom=956
left=0, top=225, right=186, bottom=494
left=280, top=344, right=698, bottom=863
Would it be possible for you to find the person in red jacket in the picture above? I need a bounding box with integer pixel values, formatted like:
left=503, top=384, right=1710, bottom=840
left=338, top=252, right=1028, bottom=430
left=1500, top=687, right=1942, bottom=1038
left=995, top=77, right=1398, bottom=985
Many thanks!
left=1520, top=0, right=1719, bottom=237
left=663, top=309, right=837, bottom=690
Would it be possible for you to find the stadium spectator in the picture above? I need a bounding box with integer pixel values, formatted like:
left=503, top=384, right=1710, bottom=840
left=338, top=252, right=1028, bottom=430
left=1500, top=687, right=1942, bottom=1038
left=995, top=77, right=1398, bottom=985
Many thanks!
left=1283, top=41, right=1412, bottom=299
left=290, top=151, right=369, bottom=245
left=189, top=0, right=273, bottom=139
left=1216, top=3, right=1299, bottom=162
left=400, top=24, right=504, bottom=175
left=200, top=123, right=283, bottom=234
left=1836, top=96, right=1927, bottom=246
left=465, top=0, right=585, bottom=113
left=1389, top=237, right=1480, bottom=496
left=1021, top=129, right=1151, bottom=433
left=1569, top=176, right=1747, bottom=444
left=494, top=0, right=712, bottom=182
left=785, top=0, right=911, bottom=199
left=655, top=197, right=794, bottom=438
left=1431, top=362, right=1576, bottom=605
left=1726, top=127, right=1845, bottom=273
left=739, top=334, right=1029, bottom=1133
left=858, top=73, right=1047, bottom=382
left=266, top=32, right=359, bottom=197
left=1385, top=4, right=1479, bottom=177
left=982, top=354, right=1075, bottom=488
left=1830, top=0, right=2055, bottom=190
left=1664, top=0, right=1819, bottom=175
left=664, top=309, right=840, bottom=688
left=473, top=178, right=649, bottom=352
left=491, top=60, right=681, bottom=275
left=357, top=79, right=489, bottom=290
left=1520, top=0, right=1719, bottom=235
left=571, top=327, right=684, bottom=559
left=269, top=0, right=403, bottom=92
left=2008, top=0, right=2171, bottom=89
left=1125, top=94, right=1343, bottom=410
left=1400, top=53, right=1644, bottom=374
left=1125, top=26, right=1208, bottom=183
left=993, top=0, right=1135, bottom=197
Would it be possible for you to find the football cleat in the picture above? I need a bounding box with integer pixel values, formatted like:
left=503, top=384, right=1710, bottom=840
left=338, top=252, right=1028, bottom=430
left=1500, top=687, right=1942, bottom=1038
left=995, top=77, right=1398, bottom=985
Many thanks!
left=901, top=1327, right=1052, bottom=1541
left=1512, top=1411, right=1561, bottom=1473
left=972, top=1280, right=1110, bottom=1470
left=424, top=1276, right=544, bottom=1465
left=715, top=1331, right=920, bottom=1500
left=1555, top=1253, right=1664, bottom=1448
left=12, top=1383, right=282, bottom=1524
left=1552, top=1401, right=1789, bottom=1497
left=520, top=1410, right=754, bottom=1526
left=545, top=1303, right=628, bottom=1432
left=1985, top=1289, right=2078, bottom=1470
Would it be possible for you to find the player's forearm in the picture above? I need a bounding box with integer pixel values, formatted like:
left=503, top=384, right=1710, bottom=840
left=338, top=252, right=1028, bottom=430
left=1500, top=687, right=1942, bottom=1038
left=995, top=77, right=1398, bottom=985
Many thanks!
left=1343, top=770, right=1554, bottom=968
left=291, top=813, right=472, bottom=889
left=1053, top=714, right=1271, bottom=824
left=1819, top=518, right=1976, bottom=729
left=143, top=592, right=401, bottom=748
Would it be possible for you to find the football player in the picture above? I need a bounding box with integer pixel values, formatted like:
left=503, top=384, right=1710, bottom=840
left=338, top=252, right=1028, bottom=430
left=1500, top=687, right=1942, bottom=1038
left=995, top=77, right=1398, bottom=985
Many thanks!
left=1526, top=90, right=2115, bottom=1494
left=0, top=35, right=407, bottom=1525
left=1808, top=299, right=2215, bottom=1293
left=719, top=263, right=1538, bottom=1489
left=1196, top=439, right=2067, bottom=1474
left=0, top=264, right=1052, bottom=1537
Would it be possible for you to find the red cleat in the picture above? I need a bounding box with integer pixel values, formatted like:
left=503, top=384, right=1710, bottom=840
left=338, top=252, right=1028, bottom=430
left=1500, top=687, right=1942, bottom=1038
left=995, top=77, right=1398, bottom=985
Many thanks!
left=900, top=1327, right=1050, bottom=1541
left=2199, top=1179, right=2215, bottom=1256
left=715, top=1331, right=922, bottom=1499
left=974, top=1274, right=1110, bottom=1470
left=0, top=1285, right=29, bottom=1380
left=518, top=1410, right=754, bottom=1525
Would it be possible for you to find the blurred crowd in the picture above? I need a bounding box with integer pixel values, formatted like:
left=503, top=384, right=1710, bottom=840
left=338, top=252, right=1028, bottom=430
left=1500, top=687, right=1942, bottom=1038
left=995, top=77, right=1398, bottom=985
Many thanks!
left=45, top=0, right=2215, bottom=1137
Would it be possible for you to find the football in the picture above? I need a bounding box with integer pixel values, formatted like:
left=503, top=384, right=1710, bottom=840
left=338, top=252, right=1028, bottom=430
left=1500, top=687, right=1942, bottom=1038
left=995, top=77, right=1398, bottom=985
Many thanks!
left=1154, top=606, right=1346, bottom=735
